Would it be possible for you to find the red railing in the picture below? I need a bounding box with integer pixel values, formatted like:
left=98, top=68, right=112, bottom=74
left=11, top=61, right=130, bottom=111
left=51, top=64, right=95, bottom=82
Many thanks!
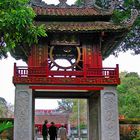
left=13, top=63, right=119, bottom=85
left=86, top=67, right=118, bottom=78
left=14, top=65, right=47, bottom=77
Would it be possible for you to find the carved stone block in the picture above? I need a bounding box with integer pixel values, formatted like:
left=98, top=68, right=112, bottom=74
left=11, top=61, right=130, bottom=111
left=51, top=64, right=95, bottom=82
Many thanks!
left=100, top=89, right=120, bottom=140
left=14, top=87, right=33, bottom=140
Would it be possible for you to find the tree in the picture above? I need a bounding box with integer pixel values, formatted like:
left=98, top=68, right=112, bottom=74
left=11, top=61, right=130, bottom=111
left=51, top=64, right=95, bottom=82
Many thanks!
left=70, top=99, right=87, bottom=128
left=112, top=0, right=140, bottom=55
left=57, top=99, right=73, bottom=112
left=0, top=0, right=46, bottom=60
left=117, top=72, right=140, bottom=118
left=0, top=97, right=14, bottom=118
left=0, top=97, right=8, bottom=117
left=57, top=99, right=87, bottom=128
left=75, top=0, right=140, bottom=55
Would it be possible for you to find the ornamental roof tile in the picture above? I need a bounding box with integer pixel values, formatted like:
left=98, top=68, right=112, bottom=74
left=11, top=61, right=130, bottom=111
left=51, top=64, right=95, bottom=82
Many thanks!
left=36, top=21, right=127, bottom=32
left=33, top=6, right=112, bottom=16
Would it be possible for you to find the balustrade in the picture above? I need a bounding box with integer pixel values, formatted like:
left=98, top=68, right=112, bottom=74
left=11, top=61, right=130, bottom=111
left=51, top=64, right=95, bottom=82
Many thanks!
left=13, top=63, right=120, bottom=85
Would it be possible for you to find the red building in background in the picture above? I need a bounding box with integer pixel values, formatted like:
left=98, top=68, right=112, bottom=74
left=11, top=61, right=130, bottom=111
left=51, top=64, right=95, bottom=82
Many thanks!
left=35, top=109, right=69, bottom=133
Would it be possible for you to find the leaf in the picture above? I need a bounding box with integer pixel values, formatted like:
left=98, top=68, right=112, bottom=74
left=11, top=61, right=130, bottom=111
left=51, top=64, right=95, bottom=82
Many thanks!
left=0, top=0, right=47, bottom=60
left=0, top=121, right=13, bottom=134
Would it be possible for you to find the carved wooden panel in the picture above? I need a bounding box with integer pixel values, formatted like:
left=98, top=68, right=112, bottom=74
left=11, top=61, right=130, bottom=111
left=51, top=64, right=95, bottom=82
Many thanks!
left=13, top=77, right=119, bottom=85
left=84, top=44, right=102, bottom=69
left=28, top=45, right=48, bottom=67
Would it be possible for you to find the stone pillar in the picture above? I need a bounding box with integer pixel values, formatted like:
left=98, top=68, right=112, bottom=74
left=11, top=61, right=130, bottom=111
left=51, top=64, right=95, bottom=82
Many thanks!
left=87, top=93, right=100, bottom=140
left=100, top=87, right=120, bottom=140
left=14, top=85, right=34, bottom=140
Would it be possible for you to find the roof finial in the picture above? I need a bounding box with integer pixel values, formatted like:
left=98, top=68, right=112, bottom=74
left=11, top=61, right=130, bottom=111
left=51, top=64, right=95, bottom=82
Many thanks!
left=58, top=0, right=68, bottom=8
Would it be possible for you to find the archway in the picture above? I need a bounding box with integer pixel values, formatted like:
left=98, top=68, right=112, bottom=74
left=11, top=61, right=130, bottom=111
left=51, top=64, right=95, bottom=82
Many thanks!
left=14, top=86, right=119, bottom=140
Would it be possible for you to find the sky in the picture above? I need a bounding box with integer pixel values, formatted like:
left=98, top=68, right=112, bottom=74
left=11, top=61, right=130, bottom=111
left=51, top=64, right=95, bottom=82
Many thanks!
left=1, top=0, right=140, bottom=109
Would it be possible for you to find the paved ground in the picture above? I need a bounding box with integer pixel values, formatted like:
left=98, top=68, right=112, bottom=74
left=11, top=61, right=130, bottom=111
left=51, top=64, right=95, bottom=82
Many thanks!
left=35, top=134, right=87, bottom=140
left=35, top=138, right=87, bottom=140
left=36, top=139, right=86, bottom=140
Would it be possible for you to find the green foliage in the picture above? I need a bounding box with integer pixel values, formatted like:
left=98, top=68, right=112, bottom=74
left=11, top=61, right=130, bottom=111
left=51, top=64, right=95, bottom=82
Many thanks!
left=121, top=126, right=139, bottom=140
left=75, top=0, right=83, bottom=6
left=0, top=0, right=47, bottom=59
left=58, top=99, right=87, bottom=127
left=112, top=0, right=140, bottom=55
left=76, top=123, right=87, bottom=129
left=57, top=99, right=73, bottom=112
left=75, top=0, right=140, bottom=55
left=117, top=72, right=140, bottom=118
left=0, top=121, right=13, bottom=134
left=133, top=129, right=140, bottom=140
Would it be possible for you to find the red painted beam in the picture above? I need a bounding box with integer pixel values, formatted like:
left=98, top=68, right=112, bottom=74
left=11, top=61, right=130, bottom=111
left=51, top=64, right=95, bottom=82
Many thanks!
left=30, top=86, right=104, bottom=91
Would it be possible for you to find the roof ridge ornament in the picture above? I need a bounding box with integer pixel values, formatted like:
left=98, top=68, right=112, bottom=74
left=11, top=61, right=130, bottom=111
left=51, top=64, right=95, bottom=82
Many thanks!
left=108, top=0, right=117, bottom=11
left=84, top=0, right=94, bottom=7
left=30, top=0, right=48, bottom=7
left=57, top=0, right=68, bottom=8
left=91, top=0, right=117, bottom=14
left=121, top=9, right=139, bottom=27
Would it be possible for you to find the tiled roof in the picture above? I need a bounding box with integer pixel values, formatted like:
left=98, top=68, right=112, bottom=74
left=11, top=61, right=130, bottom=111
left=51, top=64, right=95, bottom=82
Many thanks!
left=36, top=21, right=127, bottom=32
left=33, top=6, right=112, bottom=16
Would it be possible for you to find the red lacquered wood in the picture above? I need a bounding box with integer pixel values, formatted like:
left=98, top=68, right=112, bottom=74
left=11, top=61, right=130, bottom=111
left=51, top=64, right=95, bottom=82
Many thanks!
left=30, top=86, right=104, bottom=91
left=13, top=65, right=120, bottom=85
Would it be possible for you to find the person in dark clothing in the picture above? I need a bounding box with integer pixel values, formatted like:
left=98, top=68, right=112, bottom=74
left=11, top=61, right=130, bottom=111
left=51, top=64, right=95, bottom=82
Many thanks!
left=49, top=122, right=57, bottom=140
left=42, top=120, right=48, bottom=140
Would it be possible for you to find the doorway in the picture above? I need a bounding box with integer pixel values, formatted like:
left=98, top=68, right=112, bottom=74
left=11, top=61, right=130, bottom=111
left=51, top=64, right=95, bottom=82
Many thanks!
left=34, top=97, right=88, bottom=140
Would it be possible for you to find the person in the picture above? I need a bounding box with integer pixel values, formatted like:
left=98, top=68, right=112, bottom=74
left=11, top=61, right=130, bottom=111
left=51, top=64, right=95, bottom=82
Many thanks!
left=58, top=125, right=67, bottom=140
left=42, top=120, right=48, bottom=140
left=48, top=122, right=57, bottom=140
left=35, top=126, right=39, bottom=140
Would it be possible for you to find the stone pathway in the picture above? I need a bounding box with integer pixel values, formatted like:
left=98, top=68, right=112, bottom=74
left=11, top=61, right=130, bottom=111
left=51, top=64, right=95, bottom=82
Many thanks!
left=36, top=138, right=87, bottom=140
